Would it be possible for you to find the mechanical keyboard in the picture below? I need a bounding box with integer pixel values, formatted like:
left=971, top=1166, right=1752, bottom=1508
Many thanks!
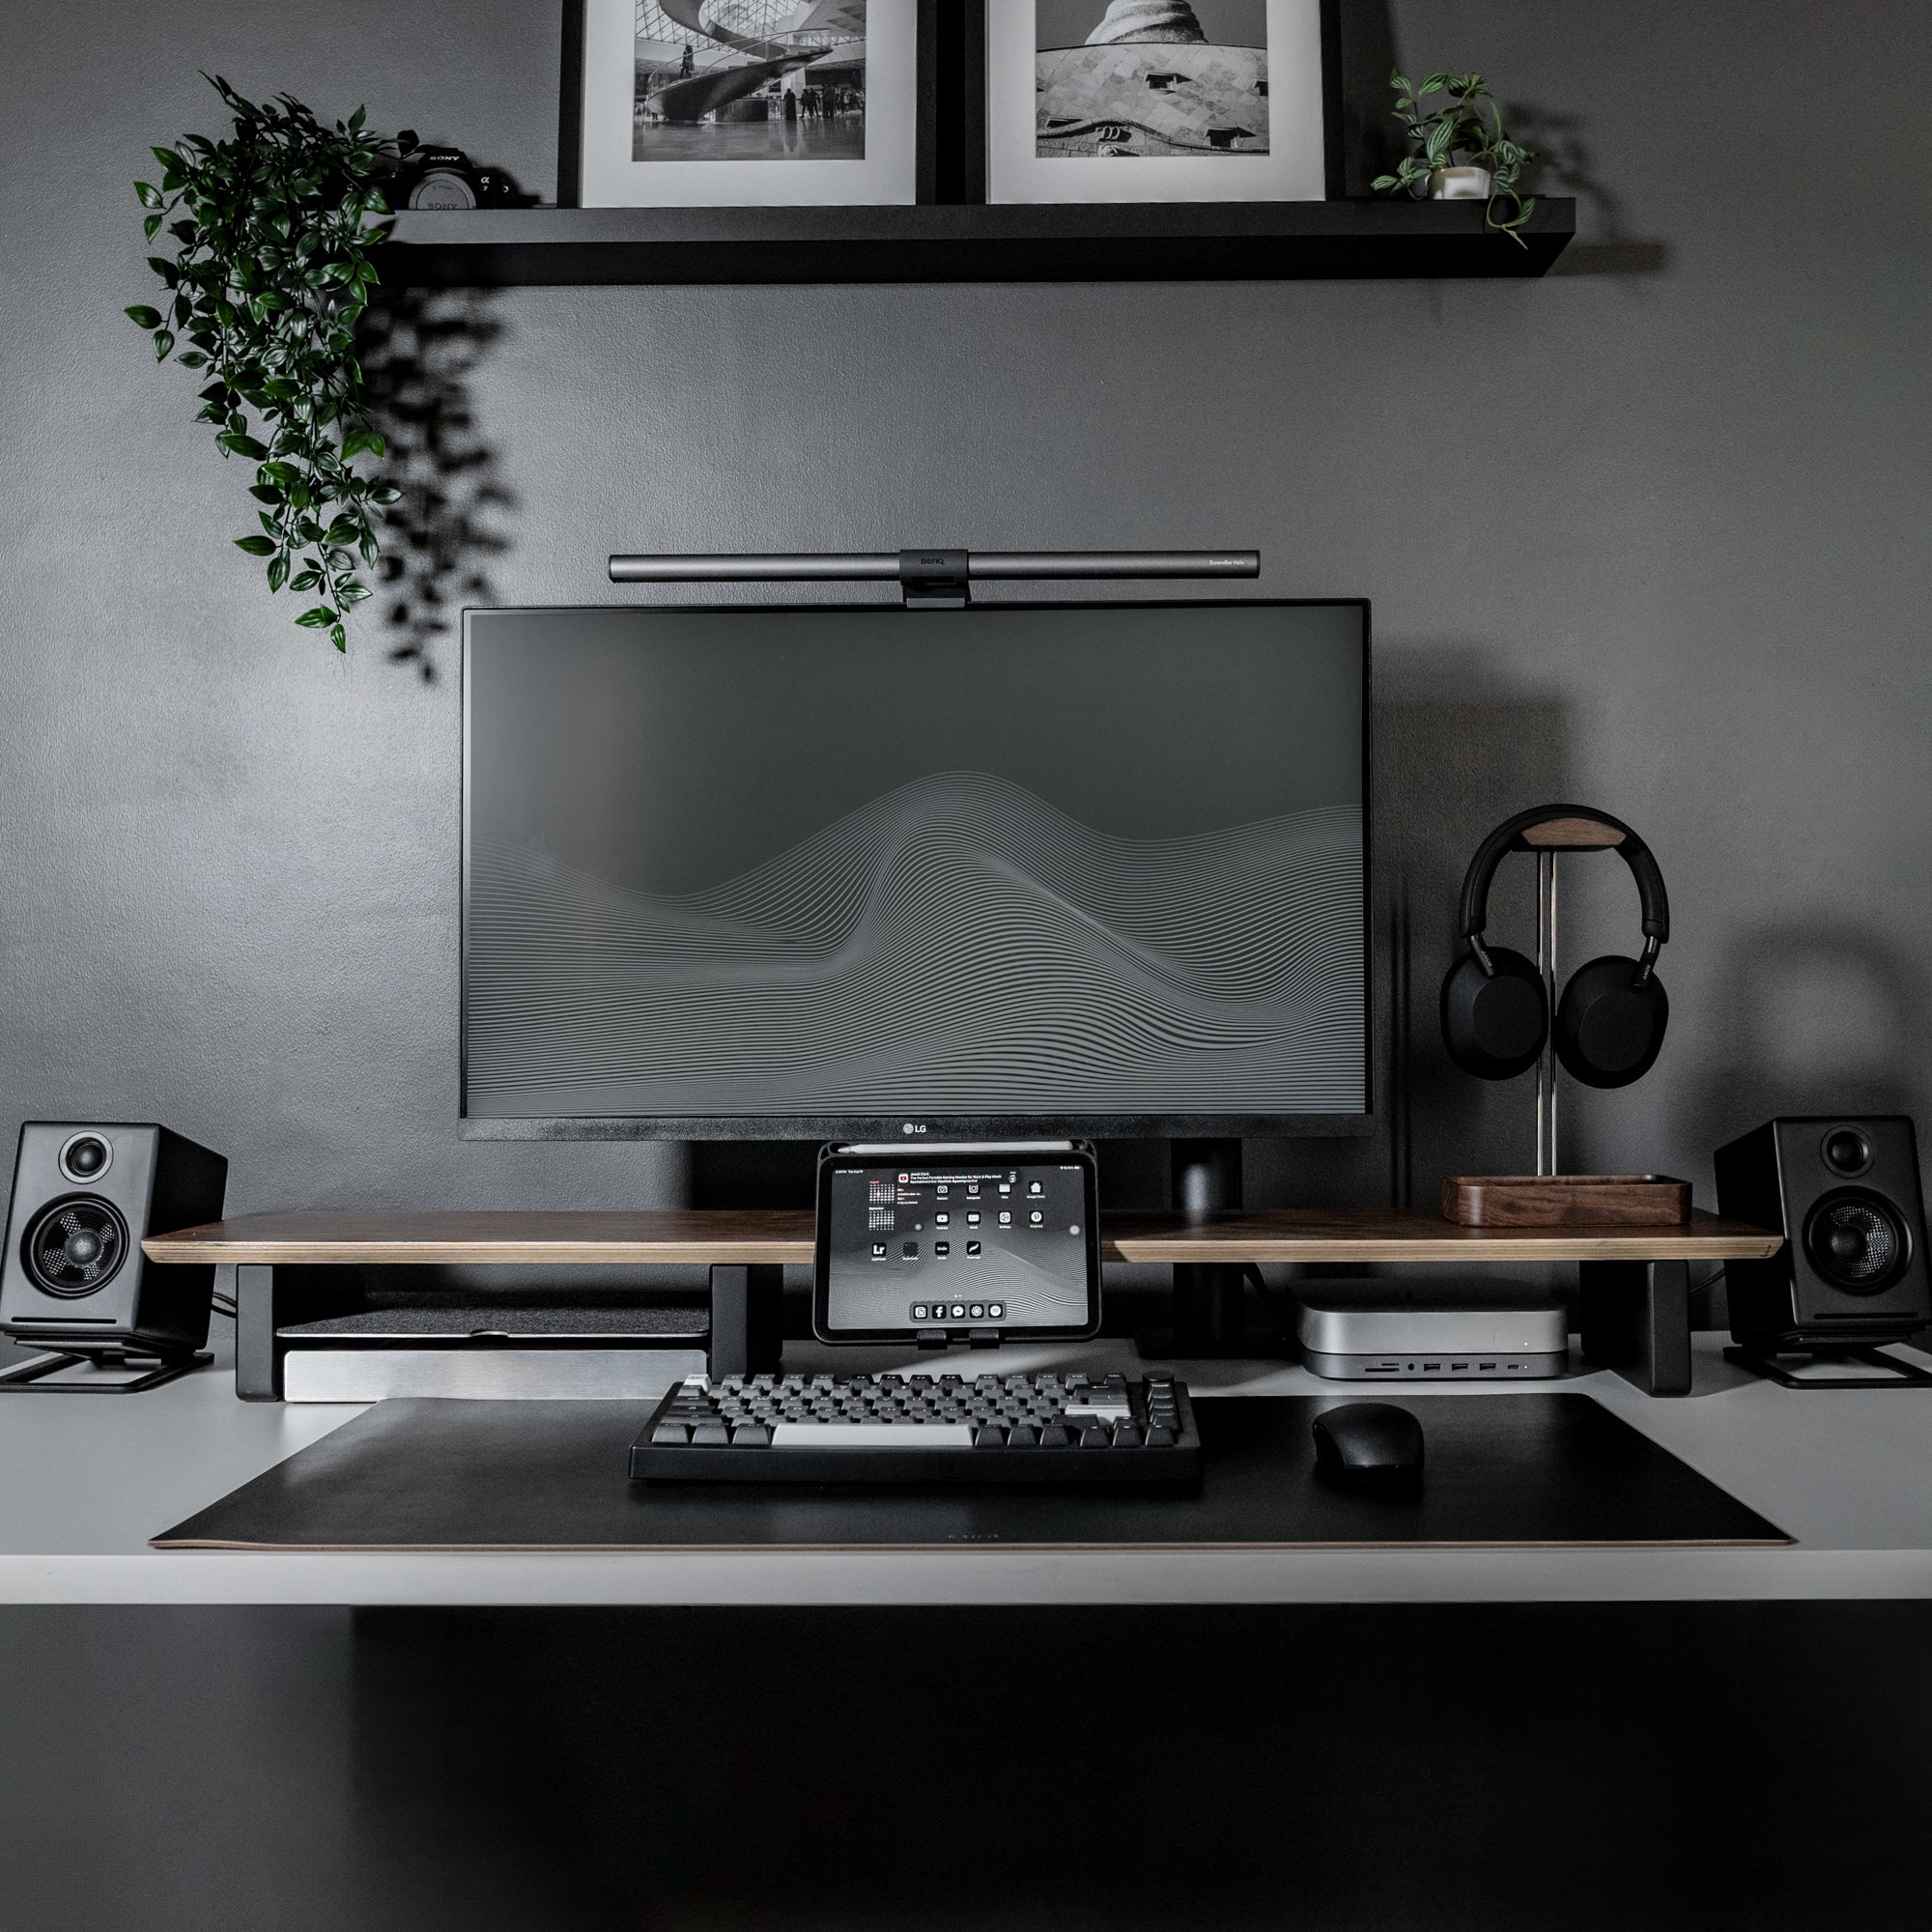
left=629, top=1370, right=1200, bottom=1485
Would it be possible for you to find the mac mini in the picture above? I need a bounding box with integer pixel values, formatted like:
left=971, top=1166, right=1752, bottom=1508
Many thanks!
left=1293, top=1279, right=1569, bottom=1380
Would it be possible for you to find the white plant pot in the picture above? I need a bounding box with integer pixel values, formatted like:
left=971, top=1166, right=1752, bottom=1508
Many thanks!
left=1430, top=165, right=1492, bottom=200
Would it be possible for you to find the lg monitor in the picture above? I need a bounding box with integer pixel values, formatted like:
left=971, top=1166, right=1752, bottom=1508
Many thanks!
left=462, top=601, right=1370, bottom=1141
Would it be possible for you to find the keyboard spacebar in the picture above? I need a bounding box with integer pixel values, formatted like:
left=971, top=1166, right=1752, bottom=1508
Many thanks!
left=769, top=1423, right=977, bottom=1449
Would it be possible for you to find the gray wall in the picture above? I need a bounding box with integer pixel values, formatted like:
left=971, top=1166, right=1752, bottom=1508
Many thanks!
left=2, top=1, right=1927, bottom=1236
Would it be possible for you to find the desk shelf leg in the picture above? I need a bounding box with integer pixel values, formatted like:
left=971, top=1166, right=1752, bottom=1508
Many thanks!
left=1578, top=1260, right=1691, bottom=1396
left=708, top=1264, right=784, bottom=1378
left=1172, top=1138, right=1246, bottom=1353
left=235, top=1264, right=279, bottom=1401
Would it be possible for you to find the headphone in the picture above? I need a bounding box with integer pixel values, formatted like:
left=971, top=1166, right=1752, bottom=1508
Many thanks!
left=1439, top=804, right=1671, bottom=1090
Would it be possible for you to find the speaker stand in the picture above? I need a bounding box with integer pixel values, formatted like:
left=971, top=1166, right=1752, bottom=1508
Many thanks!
left=1722, top=1346, right=1932, bottom=1390
left=0, top=1349, right=213, bottom=1394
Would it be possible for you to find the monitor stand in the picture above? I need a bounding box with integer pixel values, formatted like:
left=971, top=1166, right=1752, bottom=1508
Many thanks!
left=1172, top=1138, right=1246, bottom=1352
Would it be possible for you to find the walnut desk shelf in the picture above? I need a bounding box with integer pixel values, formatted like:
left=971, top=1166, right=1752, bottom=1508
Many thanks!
left=144, top=1207, right=1780, bottom=1402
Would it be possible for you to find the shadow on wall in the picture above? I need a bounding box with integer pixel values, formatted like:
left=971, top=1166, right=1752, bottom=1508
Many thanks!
left=1336, top=0, right=1401, bottom=194
left=1245, top=644, right=1575, bottom=1220
left=1683, top=924, right=1930, bottom=1154
left=360, top=287, right=516, bottom=683
left=1374, top=643, right=1576, bottom=1206
left=1505, top=101, right=1670, bottom=277
left=1345, top=0, right=1668, bottom=280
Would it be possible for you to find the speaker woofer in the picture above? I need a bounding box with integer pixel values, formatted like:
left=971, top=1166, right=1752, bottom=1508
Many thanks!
left=1803, top=1189, right=1911, bottom=1294
left=22, top=1197, right=129, bottom=1297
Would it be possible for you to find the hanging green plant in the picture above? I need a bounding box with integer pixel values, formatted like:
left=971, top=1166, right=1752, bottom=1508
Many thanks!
left=126, top=75, right=416, bottom=652
left=1372, top=71, right=1538, bottom=247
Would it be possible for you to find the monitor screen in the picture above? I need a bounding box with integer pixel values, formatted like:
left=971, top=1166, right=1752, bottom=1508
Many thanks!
left=462, top=601, right=1370, bottom=1138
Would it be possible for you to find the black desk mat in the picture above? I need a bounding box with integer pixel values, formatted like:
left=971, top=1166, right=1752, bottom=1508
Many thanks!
left=153, top=1395, right=1790, bottom=1550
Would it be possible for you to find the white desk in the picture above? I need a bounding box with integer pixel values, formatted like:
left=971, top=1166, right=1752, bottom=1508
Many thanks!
left=6, top=1335, right=1931, bottom=1607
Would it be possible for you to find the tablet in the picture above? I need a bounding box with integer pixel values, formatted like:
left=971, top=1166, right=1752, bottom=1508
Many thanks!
left=813, top=1142, right=1102, bottom=1345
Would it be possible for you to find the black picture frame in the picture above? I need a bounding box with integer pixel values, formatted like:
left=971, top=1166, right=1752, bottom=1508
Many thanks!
left=919, top=0, right=986, bottom=203
left=968, top=0, right=1344, bottom=203
left=558, top=1, right=944, bottom=210
left=555, top=2, right=1337, bottom=211
left=556, top=0, right=585, bottom=207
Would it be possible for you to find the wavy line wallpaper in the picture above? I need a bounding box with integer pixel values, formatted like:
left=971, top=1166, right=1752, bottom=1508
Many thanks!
left=464, top=606, right=1366, bottom=1121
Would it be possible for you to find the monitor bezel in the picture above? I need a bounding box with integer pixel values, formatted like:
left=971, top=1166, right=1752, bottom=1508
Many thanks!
left=460, top=599, right=1374, bottom=1143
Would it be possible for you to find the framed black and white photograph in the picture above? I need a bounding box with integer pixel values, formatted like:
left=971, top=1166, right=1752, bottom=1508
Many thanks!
left=574, top=3, right=920, bottom=207
left=984, top=0, right=1329, bottom=204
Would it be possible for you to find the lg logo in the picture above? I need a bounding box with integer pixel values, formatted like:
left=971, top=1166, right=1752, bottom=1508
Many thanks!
left=901, top=1122, right=927, bottom=1135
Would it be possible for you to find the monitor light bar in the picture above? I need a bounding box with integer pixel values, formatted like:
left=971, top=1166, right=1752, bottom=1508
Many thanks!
left=608, top=548, right=1261, bottom=607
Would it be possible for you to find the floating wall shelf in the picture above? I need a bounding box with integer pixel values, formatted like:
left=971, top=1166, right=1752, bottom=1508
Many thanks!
left=375, top=196, right=1576, bottom=288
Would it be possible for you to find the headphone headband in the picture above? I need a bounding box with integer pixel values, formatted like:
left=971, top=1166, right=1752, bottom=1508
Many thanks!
left=1458, top=804, right=1670, bottom=945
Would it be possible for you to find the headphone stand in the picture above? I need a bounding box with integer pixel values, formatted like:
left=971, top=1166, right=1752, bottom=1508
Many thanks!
left=1440, top=810, right=1688, bottom=1236
left=1523, top=817, right=1628, bottom=1176
left=1533, top=843, right=1559, bottom=1175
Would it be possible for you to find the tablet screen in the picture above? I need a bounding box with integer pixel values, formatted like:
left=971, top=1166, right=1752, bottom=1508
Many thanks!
left=816, top=1151, right=1100, bottom=1342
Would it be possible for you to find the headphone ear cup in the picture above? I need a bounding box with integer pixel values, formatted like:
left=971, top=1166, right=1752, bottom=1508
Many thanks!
left=1553, top=955, right=1669, bottom=1089
left=1440, top=946, right=1548, bottom=1079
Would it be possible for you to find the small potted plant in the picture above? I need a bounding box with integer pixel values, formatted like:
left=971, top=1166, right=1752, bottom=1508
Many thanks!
left=1371, top=70, right=1537, bottom=245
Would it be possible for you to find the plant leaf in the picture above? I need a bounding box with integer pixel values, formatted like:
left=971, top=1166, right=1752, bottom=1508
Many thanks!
left=125, top=304, right=162, bottom=329
left=234, top=534, right=276, bottom=555
left=154, top=329, right=175, bottom=359
left=135, top=181, right=164, bottom=209
left=295, top=605, right=338, bottom=628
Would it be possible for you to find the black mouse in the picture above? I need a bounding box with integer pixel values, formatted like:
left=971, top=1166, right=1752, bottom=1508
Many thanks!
left=1312, top=1402, right=1425, bottom=1485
